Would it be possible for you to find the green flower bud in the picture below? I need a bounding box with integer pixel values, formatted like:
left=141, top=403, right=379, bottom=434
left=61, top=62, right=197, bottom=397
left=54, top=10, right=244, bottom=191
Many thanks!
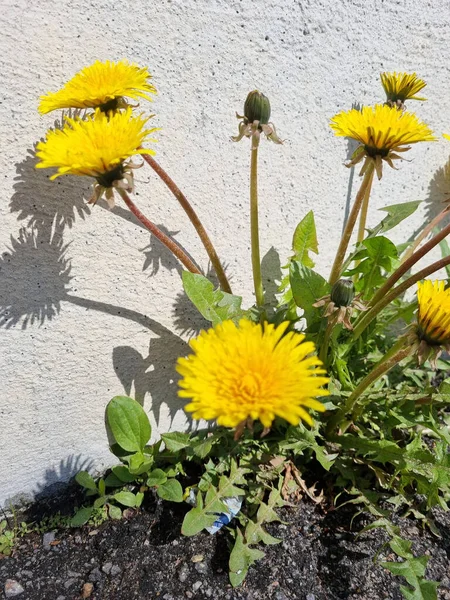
left=244, top=90, right=271, bottom=125
left=330, top=279, right=355, bottom=307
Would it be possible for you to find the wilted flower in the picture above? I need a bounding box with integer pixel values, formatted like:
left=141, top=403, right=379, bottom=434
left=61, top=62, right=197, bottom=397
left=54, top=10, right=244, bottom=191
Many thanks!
left=380, top=72, right=427, bottom=109
left=35, top=108, right=158, bottom=207
left=177, top=319, right=328, bottom=430
left=232, top=90, right=283, bottom=148
left=330, top=104, right=435, bottom=179
left=38, top=60, right=156, bottom=115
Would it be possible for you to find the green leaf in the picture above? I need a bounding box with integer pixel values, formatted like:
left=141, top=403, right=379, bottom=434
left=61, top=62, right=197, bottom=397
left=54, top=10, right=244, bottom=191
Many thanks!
left=229, top=528, right=265, bottom=587
left=108, top=504, right=122, bottom=520
left=182, top=272, right=245, bottom=326
left=113, top=491, right=138, bottom=507
left=289, top=261, right=329, bottom=326
left=291, top=211, right=318, bottom=268
left=157, top=479, right=184, bottom=503
left=381, top=555, right=439, bottom=600
left=75, top=471, right=97, bottom=491
left=111, top=465, right=136, bottom=483
left=147, top=469, right=167, bottom=487
left=70, top=507, right=93, bottom=527
left=370, top=201, right=421, bottom=236
left=106, top=396, right=151, bottom=453
left=346, top=236, right=398, bottom=294
left=128, top=451, right=153, bottom=475
left=191, top=436, right=214, bottom=459
left=104, top=473, right=124, bottom=488
left=161, top=432, right=191, bottom=452
left=439, top=237, right=450, bottom=278
left=98, top=478, right=106, bottom=497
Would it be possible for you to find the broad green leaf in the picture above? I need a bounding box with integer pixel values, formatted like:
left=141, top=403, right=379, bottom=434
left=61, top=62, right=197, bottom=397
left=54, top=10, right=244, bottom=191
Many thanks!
left=346, top=236, right=398, bottom=294
left=70, top=507, right=93, bottom=527
left=128, top=451, right=153, bottom=475
left=182, top=272, right=245, bottom=326
left=161, top=432, right=191, bottom=452
left=289, top=261, right=329, bottom=326
left=113, top=491, right=138, bottom=507
left=291, top=211, right=318, bottom=267
left=111, top=465, right=136, bottom=483
left=98, top=478, right=106, bottom=497
left=181, top=489, right=220, bottom=536
left=370, top=201, right=421, bottom=236
left=381, top=555, right=438, bottom=600
left=75, top=471, right=97, bottom=491
left=191, top=436, right=214, bottom=459
left=147, top=469, right=167, bottom=487
left=157, top=479, right=183, bottom=503
left=104, top=473, right=124, bottom=487
left=93, top=496, right=107, bottom=509
left=135, top=492, right=144, bottom=507
left=106, top=396, right=151, bottom=453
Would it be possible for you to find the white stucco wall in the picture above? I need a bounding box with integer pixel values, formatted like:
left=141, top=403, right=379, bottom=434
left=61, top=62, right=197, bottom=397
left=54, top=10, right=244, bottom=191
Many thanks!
left=1, top=0, right=450, bottom=507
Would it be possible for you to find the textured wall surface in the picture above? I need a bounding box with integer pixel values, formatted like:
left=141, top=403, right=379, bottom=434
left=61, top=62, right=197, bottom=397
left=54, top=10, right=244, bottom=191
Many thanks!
left=1, top=0, right=450, bottom=506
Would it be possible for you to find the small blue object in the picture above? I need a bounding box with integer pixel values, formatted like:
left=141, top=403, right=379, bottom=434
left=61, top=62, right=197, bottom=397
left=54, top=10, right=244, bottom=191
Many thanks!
left=205, top=496, right=243, bottom=534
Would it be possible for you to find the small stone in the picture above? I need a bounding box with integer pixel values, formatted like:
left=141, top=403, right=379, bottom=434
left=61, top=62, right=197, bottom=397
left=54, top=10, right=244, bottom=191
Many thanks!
left=178, top=564, right=189, bottom=583
left=274, top=593, right=289, bottom=600
left=56, top=596, right=66, bottom=600
left=82, top=582, right=94, bottom=598
left=89, top=567, right=102, bottom=582
left=110, top=565, right=121, bottom=577
left=42, top=531, right=56, bottom=550
left=5, top=579, right=25, bottom=597
left=185, top=593, right=193, bottom=599
left=192, top=581, right=202, bottom=592
left=306, top=595, right=316, bottom=600
left=74, top=535, right=82, bottom=544
left=88, top=529, right=99, bottom=536
left=64, top=578, right=78, bottom=589
left=194, top=562, right=208, bottom=574
left=20, top=571, right=32, bottom=578
left=191, top=554, right=204, bottom=563
left=67, top=570, right=81, bottom=578
left=102, top=562, right=112, bottom=575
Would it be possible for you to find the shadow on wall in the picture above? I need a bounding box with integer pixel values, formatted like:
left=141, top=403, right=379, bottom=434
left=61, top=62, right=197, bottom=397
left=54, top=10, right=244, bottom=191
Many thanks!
left=1, top=147, right=211, bottom=497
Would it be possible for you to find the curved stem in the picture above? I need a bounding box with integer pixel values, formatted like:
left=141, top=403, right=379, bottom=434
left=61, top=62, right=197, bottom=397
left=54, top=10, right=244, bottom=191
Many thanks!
left=370, top=221, right=450, bottom=308
left=142, top=153, right=232, bottom=293
left=250, top=139, right=265, bottom=307
left=352, top=254, right=450, bottom=340
left=329, top=164, right=375, bottom=286
left=326, top=340, right=413, bottom=434
left=401, top=206, right=450, bottom=264
left=117, top=189, right=201, bottom=274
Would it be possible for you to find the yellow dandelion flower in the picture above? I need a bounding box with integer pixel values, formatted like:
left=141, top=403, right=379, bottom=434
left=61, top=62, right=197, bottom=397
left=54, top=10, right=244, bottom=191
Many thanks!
left=177, top=319, right=329, bottom=429
left=417, top=280, right=450, bottom=345
left=35, top=108, right=158, bottom=206
left=38, top=60, right=156, bottom=115
left=330, top=104, right=435, bottom=179
left=380, top=72, right=427, bottom=107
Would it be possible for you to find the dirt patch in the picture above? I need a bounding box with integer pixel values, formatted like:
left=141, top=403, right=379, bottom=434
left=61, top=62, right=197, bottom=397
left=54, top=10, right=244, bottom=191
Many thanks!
left=1, top=493, right=450, bottom=600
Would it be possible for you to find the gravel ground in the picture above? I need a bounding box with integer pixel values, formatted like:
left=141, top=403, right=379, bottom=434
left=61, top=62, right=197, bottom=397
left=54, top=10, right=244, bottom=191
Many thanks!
left=1, top=492, right=450, bottom=600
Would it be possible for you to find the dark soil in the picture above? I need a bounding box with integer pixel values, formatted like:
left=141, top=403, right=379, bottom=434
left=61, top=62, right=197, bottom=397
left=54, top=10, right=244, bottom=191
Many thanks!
left=1, top=489, right=450, bottom=600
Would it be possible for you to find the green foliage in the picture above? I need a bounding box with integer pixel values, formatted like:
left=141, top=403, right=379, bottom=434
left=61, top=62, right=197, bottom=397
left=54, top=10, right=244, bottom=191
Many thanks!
left=182, top=272, right=246, bottom=326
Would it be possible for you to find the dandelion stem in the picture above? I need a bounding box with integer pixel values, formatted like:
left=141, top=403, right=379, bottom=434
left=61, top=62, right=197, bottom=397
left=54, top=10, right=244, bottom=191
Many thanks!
left=352, top=254, right=450, bottom=340
left=250, top=138, right=265, bottom=307
left=357, top=184, right=373, bottom=243
left=118, top=189, right=201, bottom=274
left=369, top=221, right=450, bottom=308
left=329, top=164, right=375, bottom=286
left=319, top=317, right=336, bottom=367
left=142, top=153, right=232, bottom=293
left=401, top=205, right=450, bottom=264
left=326, top=339, right=413, bottom=434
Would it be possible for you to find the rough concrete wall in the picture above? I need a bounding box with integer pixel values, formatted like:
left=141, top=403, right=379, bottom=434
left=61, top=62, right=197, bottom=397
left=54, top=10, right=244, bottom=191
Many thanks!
left=1, top=0, right=450, bottom=506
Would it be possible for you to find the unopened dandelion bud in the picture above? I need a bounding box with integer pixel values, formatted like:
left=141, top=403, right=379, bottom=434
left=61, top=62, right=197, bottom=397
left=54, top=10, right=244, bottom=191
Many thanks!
left=331, top=279, right=355, bottom=308
left=244, top=90, right=271, bottom=125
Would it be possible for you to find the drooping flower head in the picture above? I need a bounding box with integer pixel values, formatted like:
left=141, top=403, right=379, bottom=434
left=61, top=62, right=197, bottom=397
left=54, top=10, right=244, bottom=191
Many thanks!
left=38, top=60, right=156, bottom=115
left=177, top=319, right=329, bottom=430
left=35, top=108, right=158, bottom=206
left=330, top=104, right=435, bottom=179
left=413, top=280, right=450, bottom=365
left=232, top=90, right=283, bottom=148
left=380, top=72, right=427, bottom=108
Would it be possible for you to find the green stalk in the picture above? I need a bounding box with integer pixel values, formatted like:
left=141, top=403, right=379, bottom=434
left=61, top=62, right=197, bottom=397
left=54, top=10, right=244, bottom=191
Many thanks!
left=318, top=316, right=336, bottom=367
left=370, top=221, right=450, bottom=308
left=329, top=163, right=375, bottom=286
left=326, top=339, right=413, bottom=434
left=250, top=138, right=264, bottom=307
left=142, top=153, right=232, bottom=293
left=118, top=189, right=201, bottom=274
left=357, top=183, right=373, bottom=243
left=352, top=254, right=450, bottom=340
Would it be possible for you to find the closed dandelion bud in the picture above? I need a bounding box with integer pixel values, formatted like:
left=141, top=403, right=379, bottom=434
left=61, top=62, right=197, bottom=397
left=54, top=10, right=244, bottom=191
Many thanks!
left=331, top=279, right=355, bottom=308
left=244, top=90, right=271, bottom=125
